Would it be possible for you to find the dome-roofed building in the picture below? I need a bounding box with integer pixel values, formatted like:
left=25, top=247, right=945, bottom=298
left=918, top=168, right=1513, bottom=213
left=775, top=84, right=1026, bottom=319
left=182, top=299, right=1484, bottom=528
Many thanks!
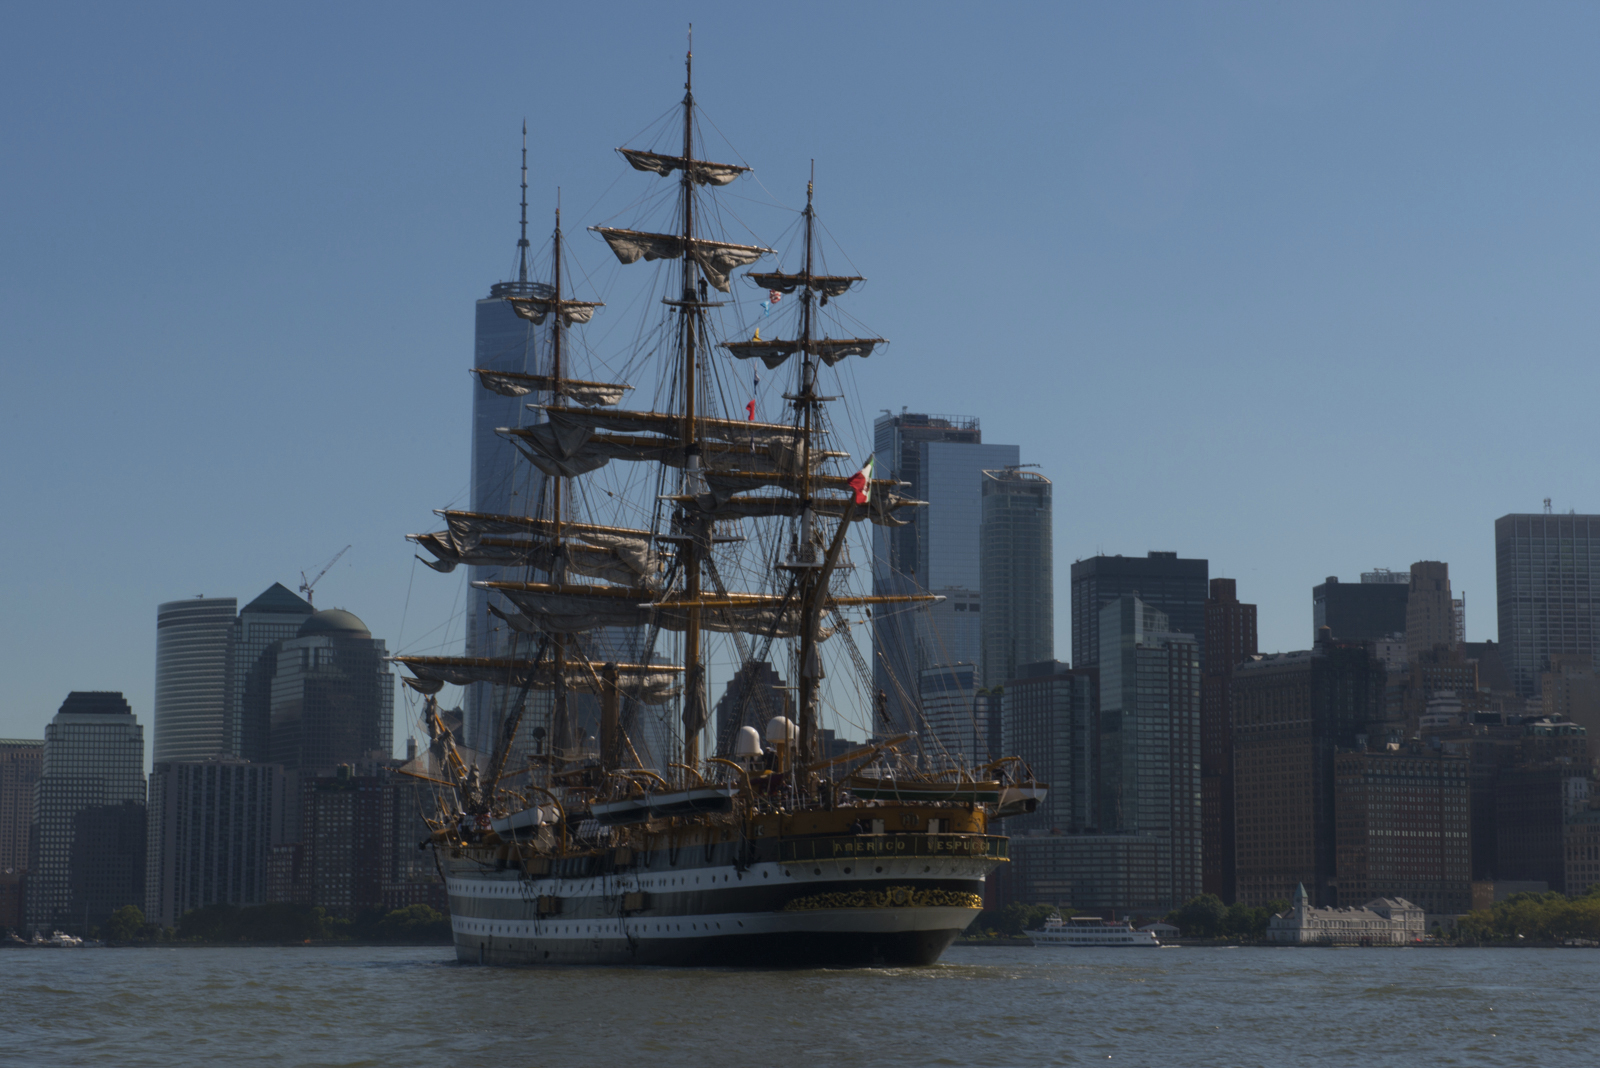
left=269, top=605, right=393, bottom=778
left=297, top=609, right=371, bottom=639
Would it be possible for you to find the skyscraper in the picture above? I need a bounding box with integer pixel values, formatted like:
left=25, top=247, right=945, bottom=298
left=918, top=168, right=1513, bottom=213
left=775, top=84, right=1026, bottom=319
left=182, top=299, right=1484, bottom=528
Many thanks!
left=1406, top=560, right=1456, bottom=661
left=1496, top=513, right=1600, bottom=697
left=979, top=468, right=1054, bottom=690
left=1200, top=578, right=1257, bottom=902
left=153, top=597, right=237, bottom=762
left=915, top=440, right=1021, bottom=674
left=1070, top=553, right=1208, bottom=674
left=1312, top=572, right=1409, bottom=643
left=0, top=740, right=43, bottom=875
left=463, top=141, right=551, bottom=752
left=26, top=693, right=146, bottom=933
left=871, top=412, right=983, bottom=727
left=269, top=609, right=394, bottom=777
left=1231, top=633, right=1386, bottom=907
left=1097, top=596, right=1201, bottom=905
left=228, top=583, right=314, bottom=762
left=712, top=661, right=787, bottom=754
left=1000, top=661, right=1096, bottom=834
left=145, top=759, right=284, bottom=927
left=918, top=664, right=990, bottom=770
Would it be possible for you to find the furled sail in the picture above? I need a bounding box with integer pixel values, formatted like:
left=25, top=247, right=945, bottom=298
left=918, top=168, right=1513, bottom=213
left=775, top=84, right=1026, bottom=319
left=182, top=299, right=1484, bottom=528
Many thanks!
left=686, top=490, right=923, bottom=527
left=721, top=337, right=883, bottom=369
left=498, top=406, right=819, bottom=479
left=747, top=272, right=860, bottom=299
left=413, top=513, right=663, bottom=585
left=618, top=148, right=748, bottom=187
left=485, top=584, right=928, bottom=637
left=500, top=424, right=838, bottom=483
left=482, top=584, right=824, bottom=639
left=394, top=655, right=681, bottom=703
left=701, top=471, right=903, bottom=502
left=591, top=227, right=771, bottom=292
left=436, top=510, right=654, bottom=542
left=408, top=533, right=662, bottom=587
left=472, top=369, right=630, bottom=408
left=506, top=296, right=603, bottom=326
left=530, top=406, right=812, bottom=447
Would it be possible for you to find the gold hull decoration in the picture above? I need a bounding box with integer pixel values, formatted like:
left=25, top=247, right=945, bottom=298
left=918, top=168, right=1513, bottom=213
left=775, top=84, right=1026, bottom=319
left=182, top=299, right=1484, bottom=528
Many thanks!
left=780, top=887, right=984, bottom=912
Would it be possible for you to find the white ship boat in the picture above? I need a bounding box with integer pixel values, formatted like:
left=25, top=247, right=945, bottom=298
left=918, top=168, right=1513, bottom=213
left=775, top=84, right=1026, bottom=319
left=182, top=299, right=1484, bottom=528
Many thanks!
left=1030, top=913, right=1160, bottom=947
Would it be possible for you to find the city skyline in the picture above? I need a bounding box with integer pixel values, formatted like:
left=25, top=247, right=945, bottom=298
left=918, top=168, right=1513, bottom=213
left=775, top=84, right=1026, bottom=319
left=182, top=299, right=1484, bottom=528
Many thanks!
left=9, top=4, right=1600, bottom=743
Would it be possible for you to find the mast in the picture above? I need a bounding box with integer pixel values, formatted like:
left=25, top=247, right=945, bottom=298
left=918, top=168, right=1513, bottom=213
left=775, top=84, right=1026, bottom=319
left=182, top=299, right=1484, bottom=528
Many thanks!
left=518, top=121, right=530, bottom=285
left=678, top=40, right=706, bottom=774
left=795, top=167, right=822, bottom=781
left=550, top=195, right=569, bottom=762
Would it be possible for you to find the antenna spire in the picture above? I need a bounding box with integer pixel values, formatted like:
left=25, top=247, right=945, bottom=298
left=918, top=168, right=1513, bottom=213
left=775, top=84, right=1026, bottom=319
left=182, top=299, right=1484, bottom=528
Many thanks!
left=517, top=120, right=530, bottom=284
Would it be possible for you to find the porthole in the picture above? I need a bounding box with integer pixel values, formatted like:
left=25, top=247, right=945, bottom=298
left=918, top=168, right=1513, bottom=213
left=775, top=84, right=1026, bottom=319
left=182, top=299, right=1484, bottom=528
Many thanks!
left=875, top=866, right=883, bottom=874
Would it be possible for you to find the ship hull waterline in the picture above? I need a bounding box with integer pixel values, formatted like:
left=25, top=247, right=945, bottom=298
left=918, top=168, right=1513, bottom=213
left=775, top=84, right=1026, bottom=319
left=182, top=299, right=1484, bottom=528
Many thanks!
left=445, top=843, right=1000, bottom=968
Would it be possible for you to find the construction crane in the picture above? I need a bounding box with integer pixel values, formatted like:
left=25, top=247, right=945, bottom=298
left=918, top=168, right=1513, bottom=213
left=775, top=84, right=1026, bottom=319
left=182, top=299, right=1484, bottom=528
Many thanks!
left=299, top=545, right=351, bottom=607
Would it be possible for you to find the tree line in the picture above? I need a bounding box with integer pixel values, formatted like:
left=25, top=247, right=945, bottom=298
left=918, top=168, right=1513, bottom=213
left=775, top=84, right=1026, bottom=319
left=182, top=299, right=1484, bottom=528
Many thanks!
left=1455, top=885, right=1600, bottom=943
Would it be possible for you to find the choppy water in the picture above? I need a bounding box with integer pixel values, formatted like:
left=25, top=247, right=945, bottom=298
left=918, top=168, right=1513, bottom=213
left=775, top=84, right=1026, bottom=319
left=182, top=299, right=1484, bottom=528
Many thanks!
left=1, top=944, right=1596, bottom=1067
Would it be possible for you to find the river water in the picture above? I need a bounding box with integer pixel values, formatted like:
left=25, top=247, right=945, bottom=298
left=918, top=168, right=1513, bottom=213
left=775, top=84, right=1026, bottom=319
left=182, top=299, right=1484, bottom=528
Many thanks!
left=1, top=944, right=1595, bottom=1067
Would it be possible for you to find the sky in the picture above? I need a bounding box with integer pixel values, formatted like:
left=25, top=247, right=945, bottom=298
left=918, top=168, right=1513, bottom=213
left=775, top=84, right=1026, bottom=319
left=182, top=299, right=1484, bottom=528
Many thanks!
left=5, top=1, right=1600, bottom=749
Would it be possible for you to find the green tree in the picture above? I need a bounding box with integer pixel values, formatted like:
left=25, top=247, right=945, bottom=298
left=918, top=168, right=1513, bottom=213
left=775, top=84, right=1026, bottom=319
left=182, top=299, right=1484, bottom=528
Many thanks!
left=1165, top=894, right=1228, bottom=938
left=104, top=905, right=145, bottom=942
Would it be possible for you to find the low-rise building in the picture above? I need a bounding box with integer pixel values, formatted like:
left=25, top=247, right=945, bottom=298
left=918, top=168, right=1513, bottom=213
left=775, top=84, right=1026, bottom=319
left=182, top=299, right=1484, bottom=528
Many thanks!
left=1565, top=808, right=1600, bottom=897
left=1266, top=883, right=1425, bottom=944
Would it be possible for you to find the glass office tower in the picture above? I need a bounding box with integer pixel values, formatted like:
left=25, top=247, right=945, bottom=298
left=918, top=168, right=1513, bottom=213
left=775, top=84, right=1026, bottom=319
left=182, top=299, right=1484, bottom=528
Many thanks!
left=154, top=597, right=237, bottom=763
left=228, top=583, right=314, bottom=762
left=464, top=283, right=546, bottom=749
left=1070, top=552, right=1208, bottom=674
left=869, top=411, right=1019, bottom=731
left=979, top=468, right=1054, bottom=690
left=1495, top=513, right=1600, bottom=697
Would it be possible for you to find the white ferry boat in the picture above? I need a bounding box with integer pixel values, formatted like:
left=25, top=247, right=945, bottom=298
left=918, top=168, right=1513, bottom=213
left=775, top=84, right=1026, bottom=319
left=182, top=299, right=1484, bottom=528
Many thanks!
left=1029, top=913, right=1159, bottom=947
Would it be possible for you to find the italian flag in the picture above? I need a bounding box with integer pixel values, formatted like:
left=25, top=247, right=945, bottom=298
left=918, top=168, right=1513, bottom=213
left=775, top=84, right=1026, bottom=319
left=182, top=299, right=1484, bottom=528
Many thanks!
left=847, top=456, right=874, bottom=504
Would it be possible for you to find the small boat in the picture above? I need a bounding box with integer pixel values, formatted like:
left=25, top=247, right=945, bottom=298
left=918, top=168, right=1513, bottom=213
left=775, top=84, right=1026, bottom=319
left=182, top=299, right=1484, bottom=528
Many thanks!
left=1030, top=913, right=1159, bottom=948
left=37, top=930, right=83, bottom=948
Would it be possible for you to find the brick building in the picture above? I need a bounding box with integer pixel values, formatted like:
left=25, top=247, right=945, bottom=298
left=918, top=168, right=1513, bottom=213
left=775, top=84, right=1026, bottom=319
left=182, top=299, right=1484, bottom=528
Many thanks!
left=1232, top=631, right=1386, bottom=907
left=1333, top=746, right=1472, bottom=914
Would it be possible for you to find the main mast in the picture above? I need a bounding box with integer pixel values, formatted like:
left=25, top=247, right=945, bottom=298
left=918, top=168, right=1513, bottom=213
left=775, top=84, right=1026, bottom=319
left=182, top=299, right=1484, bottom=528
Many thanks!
left=794, top=170, right=822, bottom=781
left=678, top=45, right=706, bottom=774
left=550, top=198, right=569, bottom=761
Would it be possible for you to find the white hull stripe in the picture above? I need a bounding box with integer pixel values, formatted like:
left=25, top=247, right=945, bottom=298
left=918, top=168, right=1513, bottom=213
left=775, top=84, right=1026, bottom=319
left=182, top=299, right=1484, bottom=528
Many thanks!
left=451, top=905, right=979, bottom=942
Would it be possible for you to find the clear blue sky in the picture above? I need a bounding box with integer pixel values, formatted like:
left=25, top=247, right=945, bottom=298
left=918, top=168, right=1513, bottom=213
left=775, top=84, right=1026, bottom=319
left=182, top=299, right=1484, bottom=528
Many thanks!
left=5, top=1, right=1599, bottom=746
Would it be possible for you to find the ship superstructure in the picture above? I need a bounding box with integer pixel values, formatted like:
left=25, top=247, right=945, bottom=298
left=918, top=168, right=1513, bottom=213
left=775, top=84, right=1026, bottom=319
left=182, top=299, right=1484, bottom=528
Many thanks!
left=396, top=46, right=1046, bottom=967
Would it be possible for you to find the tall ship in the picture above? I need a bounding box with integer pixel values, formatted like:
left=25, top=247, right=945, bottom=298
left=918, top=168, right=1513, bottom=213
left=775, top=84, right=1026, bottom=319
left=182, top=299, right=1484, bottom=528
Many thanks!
left=396, top=48, right=1046, bottom=967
